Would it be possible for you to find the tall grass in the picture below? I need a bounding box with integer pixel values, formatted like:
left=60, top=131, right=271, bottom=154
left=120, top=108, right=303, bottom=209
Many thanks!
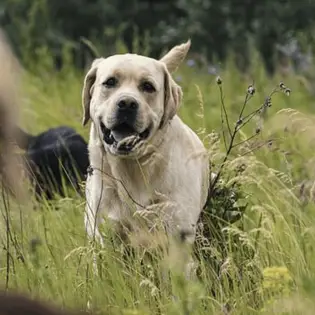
left=1, top=39, right=315, bottom=315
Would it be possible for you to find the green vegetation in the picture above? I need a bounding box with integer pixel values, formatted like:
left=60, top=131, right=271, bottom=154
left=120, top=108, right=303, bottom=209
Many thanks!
left=2, top=0, right=315, bottom=73
left=2, top=37, right=315, bottom=315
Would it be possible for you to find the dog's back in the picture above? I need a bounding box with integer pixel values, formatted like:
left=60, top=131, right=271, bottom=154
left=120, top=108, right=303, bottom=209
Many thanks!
left=23, top=126, right=89, bottom=199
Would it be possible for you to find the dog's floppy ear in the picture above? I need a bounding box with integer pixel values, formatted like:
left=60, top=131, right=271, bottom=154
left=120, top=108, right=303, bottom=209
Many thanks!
left=82, top=58, right=103, bottom=126
left=159, top=66, right=183, bottom=129
left=158, top=40, right=190, bottom=128
left=160, top=40, right=191, bottom=73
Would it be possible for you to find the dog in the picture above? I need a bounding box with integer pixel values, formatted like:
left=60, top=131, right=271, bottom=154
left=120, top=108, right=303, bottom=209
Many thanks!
left=0, top=29, right=27, bottom=200
left=0, top=290, right=89, bottom=315
left=82, top=40, right=210, bottom=276
left=13, top=126, right=90, bottom=200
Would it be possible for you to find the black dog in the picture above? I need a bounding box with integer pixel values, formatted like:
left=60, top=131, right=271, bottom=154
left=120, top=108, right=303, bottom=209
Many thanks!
left=0, top=289, right=90, bottom=315
left=14, top=126, right=89, bottom=200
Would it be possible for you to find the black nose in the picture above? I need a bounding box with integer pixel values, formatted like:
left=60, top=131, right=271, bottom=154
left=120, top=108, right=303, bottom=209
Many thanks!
left=117, top=98, right=139, bottom=110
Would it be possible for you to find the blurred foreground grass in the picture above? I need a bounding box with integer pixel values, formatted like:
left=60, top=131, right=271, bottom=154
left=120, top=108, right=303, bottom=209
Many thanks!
left=1, top=46, right=315, bottom=314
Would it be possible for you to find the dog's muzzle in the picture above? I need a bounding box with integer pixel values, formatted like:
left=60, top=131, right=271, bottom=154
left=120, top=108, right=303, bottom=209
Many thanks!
left=115, top=97, right=139, bottom=127
left=99, top=97, right=151, bottom=154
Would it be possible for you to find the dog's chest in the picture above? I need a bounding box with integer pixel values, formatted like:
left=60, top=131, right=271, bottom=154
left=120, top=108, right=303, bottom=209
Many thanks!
left=110, top=160, right=167, bottom=211
left=119, top=167, right=155, bottom=204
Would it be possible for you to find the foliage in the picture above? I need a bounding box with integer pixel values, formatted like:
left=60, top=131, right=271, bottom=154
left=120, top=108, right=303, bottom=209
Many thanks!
left=0, top=40, right=315, bottom=315
left=2, top=0, right=315, bottom=71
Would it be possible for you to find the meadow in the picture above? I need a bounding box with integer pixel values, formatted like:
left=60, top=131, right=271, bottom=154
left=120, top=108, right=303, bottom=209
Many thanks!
left=1, top=42, right=315, bottom=315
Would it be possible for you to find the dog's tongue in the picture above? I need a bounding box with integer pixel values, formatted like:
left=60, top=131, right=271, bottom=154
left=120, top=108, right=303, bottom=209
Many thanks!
left=111, top=130, right=136, bottom=142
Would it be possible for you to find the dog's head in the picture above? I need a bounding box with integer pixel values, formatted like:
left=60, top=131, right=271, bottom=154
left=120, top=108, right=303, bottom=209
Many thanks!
left=82, top=40, right=191, bottom=157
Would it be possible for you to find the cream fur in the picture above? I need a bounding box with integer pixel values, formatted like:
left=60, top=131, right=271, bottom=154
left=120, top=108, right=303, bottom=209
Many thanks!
left=82, top=41, right=209, bottom=274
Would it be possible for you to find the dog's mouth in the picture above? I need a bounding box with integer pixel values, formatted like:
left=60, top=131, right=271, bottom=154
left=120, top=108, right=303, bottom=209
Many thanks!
left=100, top=121, right=150, bottom=154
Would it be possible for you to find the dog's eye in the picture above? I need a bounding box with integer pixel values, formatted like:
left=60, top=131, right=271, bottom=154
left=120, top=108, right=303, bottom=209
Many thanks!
left=141, top=81, right=156, bottom=93
left=103, top=77, right=118, bottom=88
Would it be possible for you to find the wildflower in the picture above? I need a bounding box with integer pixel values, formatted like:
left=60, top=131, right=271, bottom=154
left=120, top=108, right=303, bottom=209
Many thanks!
left=207, top=65, right=217, bottom=75
left=216, top=76, right=222, bottom=85
left=264, top=96, right=272, bottom=107
left=262, top=266, right=294, bottom=296
left=237, top=163, right=246, bottom=173
left=139, top=279, right=159, bottom=297
left=279, top=82, right=286, bottom=90
left=236, top=118, right=243, bottom=126
left=279, top=82, right=291, bottom=95
left=175, top=75, right=182, bottom=82
left=186, top=59, right=195, bottom=67
left=285, top=88, right=291, bottom=96
left=247, top=85, right=255, bottom=95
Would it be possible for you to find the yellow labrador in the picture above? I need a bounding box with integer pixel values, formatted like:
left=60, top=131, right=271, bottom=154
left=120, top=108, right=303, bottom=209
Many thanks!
left=82, top=41, right=209, bottom=273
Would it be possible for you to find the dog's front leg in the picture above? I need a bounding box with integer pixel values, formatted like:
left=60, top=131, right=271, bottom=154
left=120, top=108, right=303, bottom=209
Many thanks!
left=161, top=202, right=200, bottom=281
left=85, top=169, right=106, bottom=246
left=177, top=228, right=198, bottom=281
left=160, top=215, right=198, bottom=307
left=84, top=169, right=107, bottom=277
left=84, top=204, right=104, bottom=247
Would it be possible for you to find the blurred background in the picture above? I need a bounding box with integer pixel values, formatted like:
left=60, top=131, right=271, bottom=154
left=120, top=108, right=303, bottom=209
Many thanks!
left=2, top=0, right=315, bottom=75
left=2, top=3, right=315, bottom=314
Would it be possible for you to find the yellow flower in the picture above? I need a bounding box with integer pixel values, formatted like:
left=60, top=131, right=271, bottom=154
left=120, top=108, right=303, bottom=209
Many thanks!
left=262, top=266, right=294, bottom=297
